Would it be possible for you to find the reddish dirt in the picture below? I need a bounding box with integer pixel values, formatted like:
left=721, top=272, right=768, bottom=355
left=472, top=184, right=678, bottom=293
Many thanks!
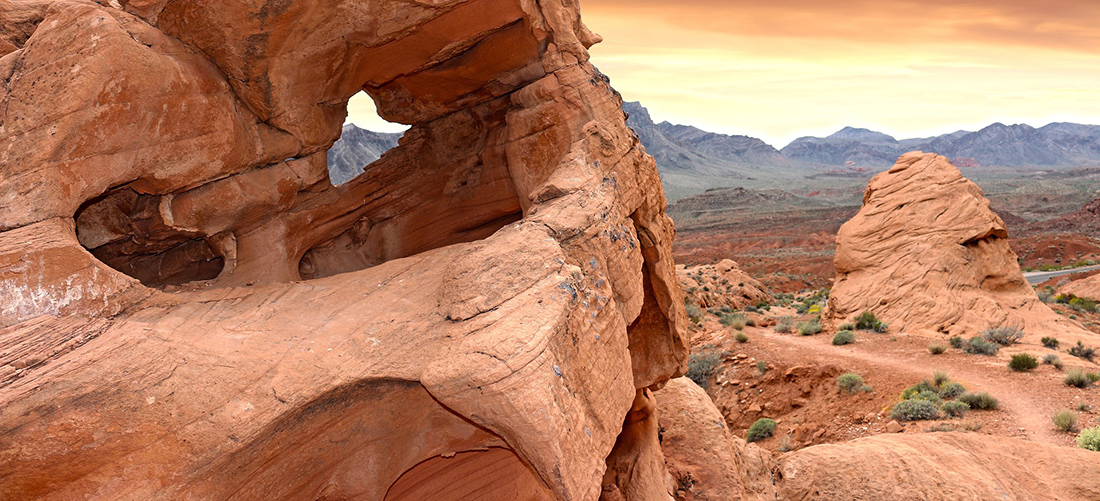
left=687, top=312, right=1100, bottom=455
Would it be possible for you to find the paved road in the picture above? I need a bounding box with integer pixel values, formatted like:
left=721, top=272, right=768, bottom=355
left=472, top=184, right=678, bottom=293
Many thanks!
left=1023, top=264, right=1100, bottom=284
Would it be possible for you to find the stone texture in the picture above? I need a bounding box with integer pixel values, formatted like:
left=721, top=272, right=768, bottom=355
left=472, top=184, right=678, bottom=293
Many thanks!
left=1061, top=274, right=1100, bottom=301
left=677, top=259, right=772, bottom=310
left=655, top=377, right=777, bottom=501
left=827, top=152, right=1092, bottom=341
left=0, top=1, right=685, bottom=499
left=776, top=433, right=1100, bottom=500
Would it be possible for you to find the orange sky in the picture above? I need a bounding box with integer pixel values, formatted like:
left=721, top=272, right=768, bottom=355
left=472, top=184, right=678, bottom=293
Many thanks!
left=348, top=0, right=1100, bottom=147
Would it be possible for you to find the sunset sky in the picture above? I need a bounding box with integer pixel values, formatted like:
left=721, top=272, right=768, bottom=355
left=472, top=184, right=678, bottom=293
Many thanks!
left=347, top=0, right=1100, bottom=147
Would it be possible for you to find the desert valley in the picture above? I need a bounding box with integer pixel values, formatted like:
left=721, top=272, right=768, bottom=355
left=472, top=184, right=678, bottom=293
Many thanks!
left=3, top=0, right=1100, bottom=500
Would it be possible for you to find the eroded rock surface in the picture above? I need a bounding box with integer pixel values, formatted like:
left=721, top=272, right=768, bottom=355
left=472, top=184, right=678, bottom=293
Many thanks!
left=677, top=259, right=772, bottom=311
left=827, top=152, right=1091, bottom=341
left=776, top=432, right=1100, bottom=500
left=0, top=0, right=686, bottom=499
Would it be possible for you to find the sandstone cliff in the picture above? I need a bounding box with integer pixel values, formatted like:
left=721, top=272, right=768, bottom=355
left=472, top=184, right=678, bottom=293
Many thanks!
left=827, top=152, right=1091, bottom=341
left=0, top=0, right=686, bottom=499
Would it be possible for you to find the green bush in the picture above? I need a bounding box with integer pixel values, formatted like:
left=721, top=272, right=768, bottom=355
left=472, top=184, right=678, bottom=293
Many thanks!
left=1070, top=297, right=1099, bottom=314
left=838, top=322, right=856, bottom=331
left=948, top=336, right=964, bottom=349
left=1053, top=410, right=1078, bottom=432
left=1090, top=373, right=1100, bottom=383
left=838, top=373, right=865, bottom=394
left=1069, top=341, right=1097, bottom=362
left=735, top=331, right=749, bottom=343
left=773, top=317, right=794, bottom=334
left=685, top=304, right=703, bottom=324
left=687, top=345, right=725, bottom=388
left=891, top=399, right=941, bottom=421
left=1008, top=353, right=1039, bottom=372
left=1076, top=426, right=1100, bottom=451
left=964, top=336, right=1001, bottom=356
left=942, top=401, right=970, bottom=418
left=797, top=320, right=823, bottom=336
left=1042, top=337, right=1060, bottom=349
left=958, top=392, right=999, bottom=410
left=747, top=418, right=777, bottom=442
left=756, top=360, right=767, bottom=375
left=854, top=311, right=888, bottom=332
left=720, top=313, right=748, bottom=330
left=982, top=327, right=1024, bottom=345
left=902, top=380, right=938, bottom=399
left=928, top=343, right=947, bottom=355
left=832, top=330, right=856, bottom=346
left=933, top=371, right=950, bottom=387
left=1043, top=353, right=1063, bottom=368
left=939, top=382, right=966, bottom=399
left=1065, top=369, right=1093, bottom=388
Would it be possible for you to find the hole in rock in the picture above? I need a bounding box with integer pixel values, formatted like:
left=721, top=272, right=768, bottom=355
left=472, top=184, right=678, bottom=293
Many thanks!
left=327, top=91, right=408, bottom=185
left=75, top=187, right=224, bottom=288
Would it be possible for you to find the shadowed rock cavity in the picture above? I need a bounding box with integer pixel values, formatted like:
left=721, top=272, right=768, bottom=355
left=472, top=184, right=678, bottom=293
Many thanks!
left=0, top=0, right=686, bottom=499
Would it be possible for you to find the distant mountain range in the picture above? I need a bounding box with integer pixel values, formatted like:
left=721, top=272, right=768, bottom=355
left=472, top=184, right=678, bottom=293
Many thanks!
left=327, top=104, right=1100, bottom=199
left=326, top=124, right=401, bottom=184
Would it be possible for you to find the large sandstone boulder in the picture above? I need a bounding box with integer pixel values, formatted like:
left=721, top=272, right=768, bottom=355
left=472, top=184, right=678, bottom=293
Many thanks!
left=827, top=152, right=1091, bottom=341
left=0, top=1, right=686, bottom=499
left=655, top=377, right=776, bottom=501
left=776, top=433, right=1100, bottom=500
left=1061, top=274, right=1100, bottom=301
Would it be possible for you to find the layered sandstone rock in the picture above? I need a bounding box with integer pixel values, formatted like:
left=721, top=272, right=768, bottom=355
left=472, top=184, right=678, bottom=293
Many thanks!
left=654, top=377, right=776, bottom=501
left=677, top=259, right=772, bottom=310
left=776, top=433, right=1100, bottom=500
left=1062, top=274, right=1100, bottom=301
left=827, top=152, right=1091, bottom=341
left=0, top=0, right=686, bottom=499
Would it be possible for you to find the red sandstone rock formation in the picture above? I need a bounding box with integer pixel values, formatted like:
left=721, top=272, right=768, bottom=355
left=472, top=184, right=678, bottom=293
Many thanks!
left=1061, top=274, right=1100, bottom=301
left=0, top=0, right=686, bottom=499
left=827, top=152, right=1092, bottom=341
left=677, top=259, right=772, bottom=311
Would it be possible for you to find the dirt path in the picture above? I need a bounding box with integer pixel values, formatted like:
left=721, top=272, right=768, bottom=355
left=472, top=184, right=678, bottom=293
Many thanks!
left=743, top=325, right=1098, bottom=447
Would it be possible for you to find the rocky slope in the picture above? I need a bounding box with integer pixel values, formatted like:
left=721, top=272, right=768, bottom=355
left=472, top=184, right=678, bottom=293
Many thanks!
left=827, top=152, right=1093, bottom=341
left=0, top=1, right=687, bottom=499
left=326, top=124, right=402, bottom=184
left=677, top=259, right=772, bottom=310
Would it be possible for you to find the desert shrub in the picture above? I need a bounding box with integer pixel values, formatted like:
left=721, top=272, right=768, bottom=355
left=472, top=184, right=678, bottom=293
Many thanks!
left=1037, top=289, right=1054, bottom=303
left=735, top=331, right=749, bottom=343
left=838, top=373, right=865, bottom=394
left=964, top=336, right=1001, bottom=356
left=747, top=418, right=777, bottom=442
left=1069, top=341, right=1097, bottom=362
left=1076, top=402, right=1092, bottom=412
left=933, top=371, right=950, bottom=387
left=1008, top=353, right=1039, bottom=372
left=1070, top=297, right=1099, bottom=314
left=854, top=311, right=888, bottom=332
left=928, top=343, right=947, bottom=355
left=891, top=399, right=941, bottom=421
left=925, top=422, right=958, bottom=432
left=720, top=313, right=748, bottom=330
left=756, top=360, right=767, bottom=375
left=685, top=304, right=703, bottom=324
left=939, top=382, right=967, bottom=399
left=773, top=317, right=794, bottom=334
left=982, top=327, right=1024, bottom=345
left=948, top=336, right=964, bottom=349
left=1090, top=373, right=1100, bottom=383
left=1065, top=369, right=1093, bottom=388
left=1042, top=336, right=1061, bottom=349
left=942, top=401, right=970, bottom=418
left=687, top=345, right=725, bottom=387
left=775, top=434, right=793, bottom=452
left=1053, top=410, right=1079, bottom=432
left=1076, top=426, right=1100, bottom=451
left=1043, top=353, right=1063, bottom=366
left=958, top=392, right=999, bottom=410
left=832, top=330, right=856, bottom=346
left=902, top=380, right=938, bottom=399
left=797, top=320, right=823, bottom=336
left=838, top=322, right=856, bottom=331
